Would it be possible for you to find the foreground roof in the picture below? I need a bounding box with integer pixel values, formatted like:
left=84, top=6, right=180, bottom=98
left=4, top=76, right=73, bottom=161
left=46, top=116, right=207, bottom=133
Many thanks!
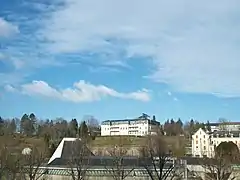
left=48, top=138, right=94, bottom=165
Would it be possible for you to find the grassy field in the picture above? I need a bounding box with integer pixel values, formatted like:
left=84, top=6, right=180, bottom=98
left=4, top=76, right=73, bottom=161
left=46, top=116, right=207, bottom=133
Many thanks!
left=0, top=135, right=45, bottom=152
left=91, top=136, right=146, bottom=146
left=91, top=135, right=185, bottom=146
left=0, top=134, right=188, bottom=157
left=90, top=135, right=187, bottom=156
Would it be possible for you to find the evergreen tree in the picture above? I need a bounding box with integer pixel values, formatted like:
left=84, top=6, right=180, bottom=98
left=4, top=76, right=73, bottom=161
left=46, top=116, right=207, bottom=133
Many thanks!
left=29, top=113, right=36, bottom=135
left=176, top=118, right=183, bottom=127
left=20, top=114, right=35, bottom=136
left=206, top=120, right=211, bottom=132
left=9, top=118, right=16, bottom=134
left=20, top=114, right=29, bottom=134
left=79, top=121, right=88, bottom=139
left=69, top=119, right=78, bottom=137
left=189, top=119, right=195, bottom=135
left=0, top=117, right=4, bottom=135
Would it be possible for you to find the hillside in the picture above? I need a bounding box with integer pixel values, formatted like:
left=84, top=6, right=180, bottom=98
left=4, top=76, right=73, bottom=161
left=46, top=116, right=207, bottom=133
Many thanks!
left=0, top=135, right=188, bottom=157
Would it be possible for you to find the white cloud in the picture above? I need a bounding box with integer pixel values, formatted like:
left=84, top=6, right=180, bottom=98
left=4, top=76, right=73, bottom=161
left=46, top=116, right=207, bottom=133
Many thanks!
left=167, top=91, right=172, bottom=96
left=16, top=80, right=150, bottom=102
left=39, top=0, right=240, bottom=97
left=11, top=58, right=25, bottom=69
left=166, top=91, right=178, bottom=101
left=0, top=18, right=19, bottom=37
left=4, top=84, right=17, bottom=93
left=0, top=53, right=5, bottom=60
left=173, top=97, right=178, bottom=101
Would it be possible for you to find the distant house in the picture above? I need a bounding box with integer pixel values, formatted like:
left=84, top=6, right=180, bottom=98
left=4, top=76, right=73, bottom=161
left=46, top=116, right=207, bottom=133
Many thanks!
left=192, top=128, right=240, bottom=158
left=101, top=114, right=160, bottom=136
left=205, top=122, right=240, bottom=132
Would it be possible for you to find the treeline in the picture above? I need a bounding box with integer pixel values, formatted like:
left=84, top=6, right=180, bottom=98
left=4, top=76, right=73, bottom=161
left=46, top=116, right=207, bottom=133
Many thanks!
left=163, top=118, right=210, bottom=137
left=0, top=113, right=212, bottom=140
left=0, top=113, right=100, bottom=151
left=0, top=113, right=100, bottom=135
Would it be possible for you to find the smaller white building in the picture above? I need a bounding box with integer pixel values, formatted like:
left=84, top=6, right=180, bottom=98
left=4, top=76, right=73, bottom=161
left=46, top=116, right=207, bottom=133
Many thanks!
left=101, top=114, right=160, bottom=136
left=192, top=128, right=214, bottom=158
left=192, top=128, right=240, bottom=158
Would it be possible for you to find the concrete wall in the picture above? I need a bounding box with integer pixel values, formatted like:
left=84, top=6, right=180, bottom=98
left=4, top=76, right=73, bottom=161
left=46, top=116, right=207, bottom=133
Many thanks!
left=91, top=146, right=142, bottom=156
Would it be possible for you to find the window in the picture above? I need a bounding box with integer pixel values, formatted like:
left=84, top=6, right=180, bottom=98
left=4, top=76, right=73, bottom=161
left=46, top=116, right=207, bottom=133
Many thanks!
left=204, top=146, right=206, bottom=150
left=196, top=146, right=198, bottom=149
left=196, top=135, right=198, bottom=138
left=203, top=135, right=205, bottom=138
left=196, top=140, right=198, bottom=144
left=203, top=140, right=205, bottom=144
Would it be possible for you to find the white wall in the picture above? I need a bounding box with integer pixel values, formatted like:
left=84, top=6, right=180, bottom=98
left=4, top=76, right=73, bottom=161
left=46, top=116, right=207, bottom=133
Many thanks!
left=192, top=128, right=211, bottom=157
left=192, top=128, right=240, bottom=158
left=101, top=120, right=159, bottom=136
left=101, top=125, right=110, bottom=136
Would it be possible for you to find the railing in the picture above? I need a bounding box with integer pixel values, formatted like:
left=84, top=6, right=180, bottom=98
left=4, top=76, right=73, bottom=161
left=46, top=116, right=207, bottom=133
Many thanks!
left=23, top=166, right=180, bottom=177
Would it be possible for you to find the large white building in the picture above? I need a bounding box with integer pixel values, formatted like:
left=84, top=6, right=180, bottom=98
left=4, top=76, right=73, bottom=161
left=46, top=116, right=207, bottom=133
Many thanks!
left=192, top=128, right=240, bottom=158
left=101, top=114, right=160, bottom=136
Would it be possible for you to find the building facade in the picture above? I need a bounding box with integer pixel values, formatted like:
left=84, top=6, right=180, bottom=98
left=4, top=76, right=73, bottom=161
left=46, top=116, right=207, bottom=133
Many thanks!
left=192, top=128, right=240, bottom=158
left=205, top=122, right=240, bottom=132
left=101, top=114, right=160, bottom=136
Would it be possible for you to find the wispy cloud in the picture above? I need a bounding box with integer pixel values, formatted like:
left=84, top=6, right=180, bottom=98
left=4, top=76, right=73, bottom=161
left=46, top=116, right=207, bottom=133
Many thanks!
left=6, top=80, right=150, bottom=102
left=0, top=53, right=5, bottom=60
left=2, top=0, right=240, bottom=98
left=38, top=0, right=240, bottom=97
left=173, top=97, right=179, bottom=101
left=0, top=18, right=19, bottom=38
left=4, top=84, right=16, bottom=93
left=0, top=1, right=61, bottom=84
left=166, top=91, right=179, bottom=101
left=167, top=91, right=172, bottom=96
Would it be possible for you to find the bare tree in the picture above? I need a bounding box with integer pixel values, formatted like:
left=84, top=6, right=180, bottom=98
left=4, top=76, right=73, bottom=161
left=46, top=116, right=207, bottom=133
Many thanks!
left=198, top=157, right=238, bottom=180
left=195, top=141, right=240, bottom=180
left=5, top=153, right=21, bottom=180
left=0, top=139, right=22, bottom=180
left=139, top=133, right=182, bottom=180
left=20, top=147, right=48, bottom=180
left=218, top=118, right=229, bottom=131
left=67, top=139, right=92, bottom=180
left=83, top=115, right=100, bottom=136
left=0, top=144, right=8, bottom=179
left=104, top=137, right=134, bottom=180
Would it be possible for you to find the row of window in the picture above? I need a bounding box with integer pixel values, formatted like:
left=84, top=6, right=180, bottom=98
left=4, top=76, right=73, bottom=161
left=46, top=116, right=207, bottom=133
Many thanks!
left=195, top=135, right=206, bottom=139
left=129, top=131, right=148, bottom=135
left=195, top=140, right=206, bottom=144
left=195, top=146, right=206, bottom=150
left=104, top=126, right=148, bottom=131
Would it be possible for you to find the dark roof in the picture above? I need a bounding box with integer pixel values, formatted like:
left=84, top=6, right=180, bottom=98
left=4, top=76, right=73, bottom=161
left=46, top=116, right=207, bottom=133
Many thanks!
left=48, top=139, right=95, bottom=166
left=207, top=122, right=240, bottom=126
left=61, top=141, right=94, bottom=159
left=48, top=156, right=175, bottom=168
left=102, top=114, right=160, bottom=125
left=48, top=156, right=216, bottom=168
left=102, top=119, right=160, bottom=126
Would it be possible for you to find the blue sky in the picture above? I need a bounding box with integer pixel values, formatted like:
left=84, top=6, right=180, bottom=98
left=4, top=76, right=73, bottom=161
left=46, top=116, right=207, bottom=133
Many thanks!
left=1, top=0, right=240, bottom=123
